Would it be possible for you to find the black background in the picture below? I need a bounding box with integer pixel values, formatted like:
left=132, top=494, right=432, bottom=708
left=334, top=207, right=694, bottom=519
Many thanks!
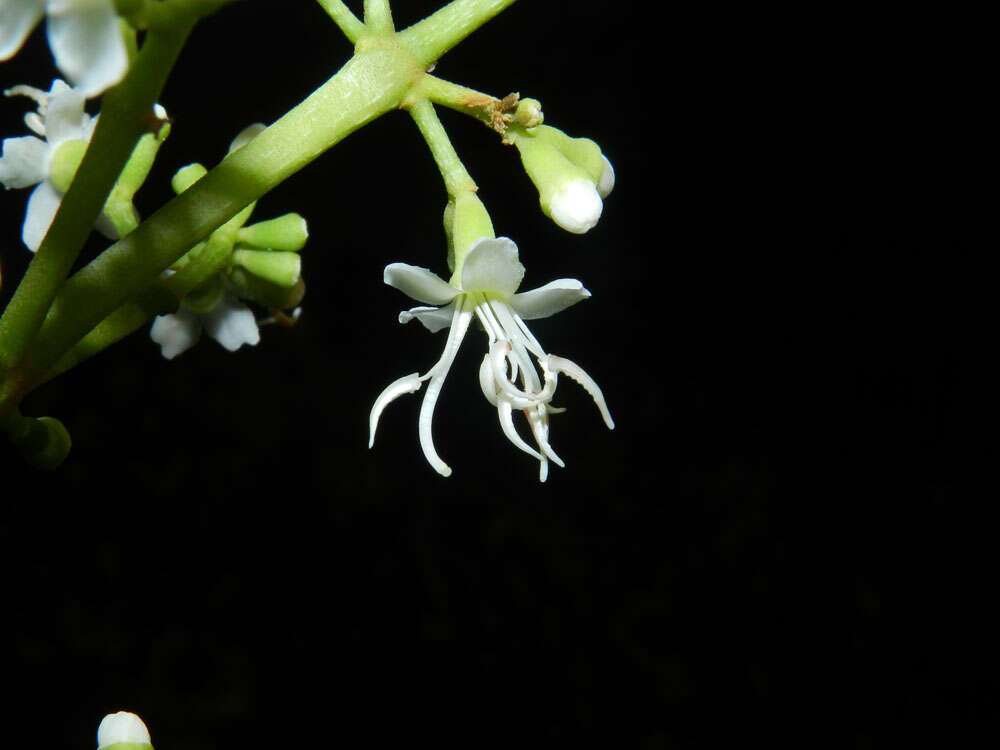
left=0, top=2, right=985, bottom=748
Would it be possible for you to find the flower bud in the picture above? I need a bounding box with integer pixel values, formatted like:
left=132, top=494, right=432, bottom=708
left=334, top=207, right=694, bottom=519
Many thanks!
left=232, top=248, right=302, bottom=288
left=236, top=213, right=309, bottom=252
left=96, top=711, right=151, bottom=749
left=171, top=163, right=207, bottom=194
left=513, top=131, right=603, bottom=234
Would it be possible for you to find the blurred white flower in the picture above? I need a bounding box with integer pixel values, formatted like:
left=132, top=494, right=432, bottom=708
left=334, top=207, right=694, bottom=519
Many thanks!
left=97, top=711, right=151, bottom=748
left=0, top=0, right=128, bottom=98
left=150, top=292, right=261, bottom=359
left=370, top=236, right=613, bottom=481
left=0, top=79, right=96, bottom=251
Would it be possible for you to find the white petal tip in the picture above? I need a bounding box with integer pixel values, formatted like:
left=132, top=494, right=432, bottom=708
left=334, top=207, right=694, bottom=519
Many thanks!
left=598, top=155, right=615, bottom=198
left=549, top=179, right=603, bottom=234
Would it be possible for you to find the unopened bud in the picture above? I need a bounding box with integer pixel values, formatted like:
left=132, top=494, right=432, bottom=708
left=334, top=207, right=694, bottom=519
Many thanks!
left=96, top=711, right=151, bottom=749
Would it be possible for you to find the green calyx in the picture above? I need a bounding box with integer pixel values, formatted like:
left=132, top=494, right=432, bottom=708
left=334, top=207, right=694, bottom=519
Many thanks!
left=447, top=191, right=494, bottom=283
left=511, top=129, right=593, bottom=216
left=97, top=743, right=153, bottom=750
left=531, top=125, right=604, bottom=184
left=48, top=139, right=89, bottom=194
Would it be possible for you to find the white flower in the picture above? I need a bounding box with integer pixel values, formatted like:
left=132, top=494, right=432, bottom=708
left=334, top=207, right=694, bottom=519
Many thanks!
left=0, top=79, right=97, bottom=251
left=150, top=293, right=261, bottom=359
left=97, top=711, right=151, bottom=748
left=369, top=237, right=614, bottom=481
left=0, top=0, right=128, bottom=98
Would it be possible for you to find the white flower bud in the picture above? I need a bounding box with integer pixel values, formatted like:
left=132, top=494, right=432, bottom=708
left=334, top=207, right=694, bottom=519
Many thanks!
left=97, top=711, right=151, bottom=748
left=548, top=178, right=603, bottom=234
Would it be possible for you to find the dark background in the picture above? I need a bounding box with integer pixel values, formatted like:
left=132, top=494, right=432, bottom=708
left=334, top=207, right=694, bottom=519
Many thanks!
left=0, top=2, right=985, bottom=748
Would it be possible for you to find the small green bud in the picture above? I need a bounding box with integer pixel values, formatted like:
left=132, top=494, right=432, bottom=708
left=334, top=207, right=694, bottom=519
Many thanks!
left=182, top=273, right=225, bottom=314
left=48, top=138, right=88, bottom=193
left=171, top=163, right=207, bottom=194
left=236, top=213, right=309, bottom=251
left=232, top=249, right=301, bottom=288
left=513, top=98, right=544, bottom=128
left=9, top=415, right=72, bottom=470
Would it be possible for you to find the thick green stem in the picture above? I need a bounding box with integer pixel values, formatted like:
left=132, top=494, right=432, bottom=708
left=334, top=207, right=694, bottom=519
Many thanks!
left=399, top=0, right=521, bottom=68
left=316, top=0, right=366, bottom=42
left=0, top=24, right=193, bottom=373
left=20, top=43, right=424, bottom=386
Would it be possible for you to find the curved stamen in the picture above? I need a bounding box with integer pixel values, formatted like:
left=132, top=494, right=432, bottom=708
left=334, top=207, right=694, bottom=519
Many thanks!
left=526, top=402, right=565, bottom=468
left=497, top=397, right=544, bottom=462
left=545, top=355, right=615, bottom=429
left=369, top=372, right=422, bottom=448
left=418, top=301, right=474, bottom=476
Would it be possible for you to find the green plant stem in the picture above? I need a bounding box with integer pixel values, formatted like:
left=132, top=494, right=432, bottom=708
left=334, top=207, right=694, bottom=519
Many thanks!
left=418, top=75, right=500, bottom=128
left=363, top=0, right=395, bottom=34
left=407, top=98, right=476, bottom=198
left=399, top=0, right=521, bottom=68
left=316, top=0, right=365, bottom=42
left=0, top=23, right=193, bottom=376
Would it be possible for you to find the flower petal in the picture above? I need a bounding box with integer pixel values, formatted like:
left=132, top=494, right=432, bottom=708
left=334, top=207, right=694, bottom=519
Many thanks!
left=549, top=178, right=602, bottom=234
left=150, top=311, right=201, bottom=359
left=40, top=79, right=86, bottom=143
left=597, top=155, right=615, bottom=198
left=460, top=237, right=524, bottom=297
left=0, top=0, right=44, bottom=61
left=398, top=301, right=456, bottom=333
left=0, top=135, right=50, bottom=188
left=384, top=262, right=460, bottom=305
left=201, top=296, right=260, bottom=351
left=510, top=278, right=591, bottom=320
left=46, top=0, right=128, bottom=98
left=22, top=179, right=61, bottom=251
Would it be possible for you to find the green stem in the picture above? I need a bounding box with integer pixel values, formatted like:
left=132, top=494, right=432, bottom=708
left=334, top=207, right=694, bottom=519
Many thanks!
left=418, top=75, right=498, bottom=128
left=363, top=0, right=395, bottom=35
left=316, top=0, right=366, bottom=42
left=21, top=43, right=425, bottom=387
left=0, top=23, right=193, bottom=373
left=407, top=98, right=476, bottom=198
left=399, top=0, right=521, bottom=68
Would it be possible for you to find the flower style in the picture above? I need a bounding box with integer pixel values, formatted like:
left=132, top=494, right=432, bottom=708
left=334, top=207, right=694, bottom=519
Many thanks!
left=0, top=78, right=97, bottom=251
left=0, top=0, right=128, bottom=98
left=369, top=236, right=614, bottom=481
left=150, top=291, right=261, bottom=359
